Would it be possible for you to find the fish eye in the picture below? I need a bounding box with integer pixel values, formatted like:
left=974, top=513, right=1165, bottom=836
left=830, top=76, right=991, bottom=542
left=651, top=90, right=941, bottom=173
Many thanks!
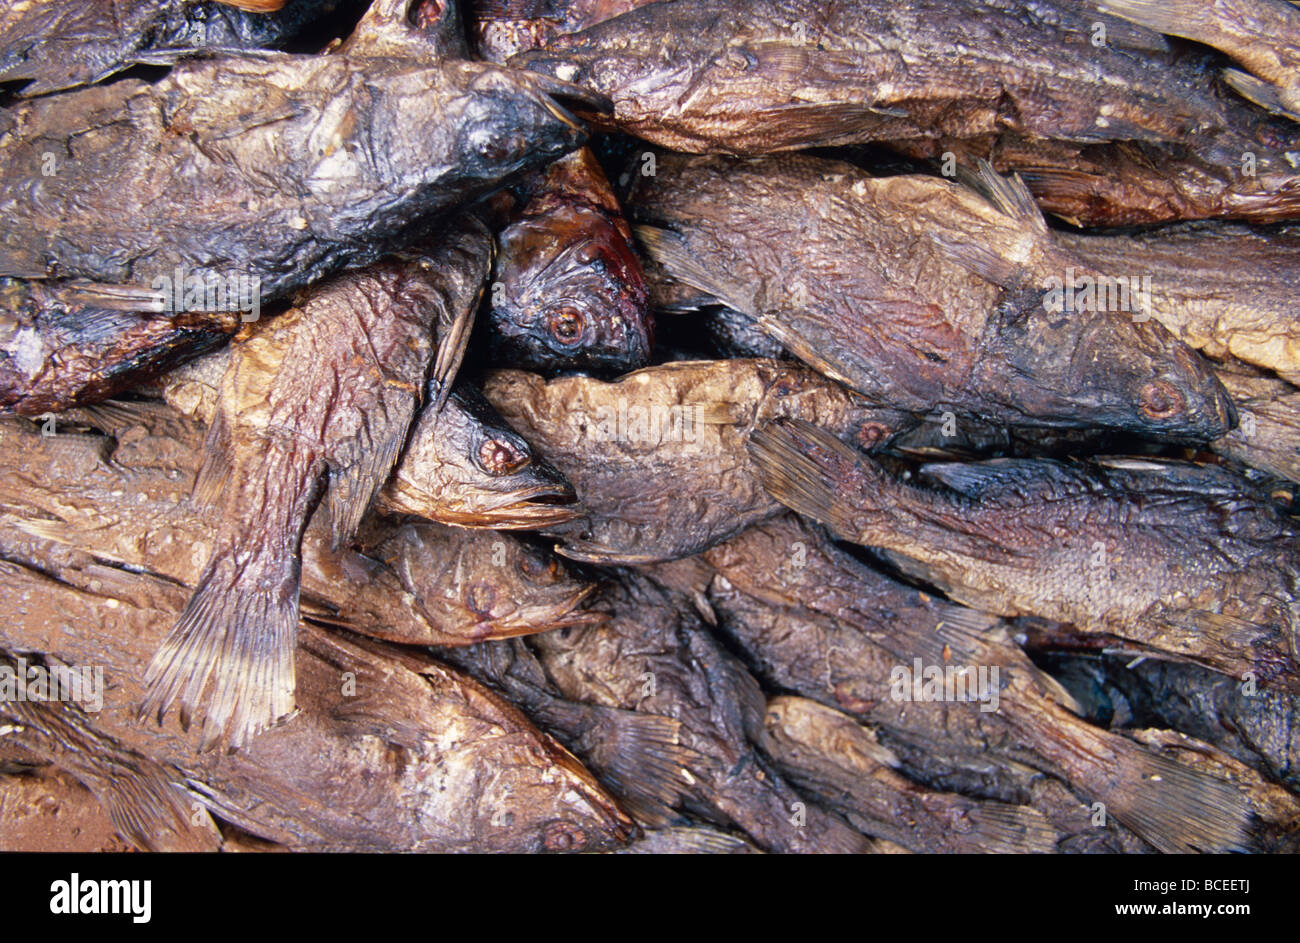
left=520, top=553, right=561, bottom=582
left=1138, top=380, right=1185, bottom=420
left=549, top=306, right=585, bottom=344
left=543, top=821, right=587, bottom=851
left=477, top=436, right=531, bottom=475
left=469, top=127, right=525, bottom=164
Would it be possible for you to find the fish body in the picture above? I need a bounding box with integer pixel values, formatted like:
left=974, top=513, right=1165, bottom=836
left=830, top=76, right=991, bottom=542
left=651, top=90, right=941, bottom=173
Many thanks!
left=633, top=153, right=1235, bottom=438
left=513, top=0, right=1231, bottom=155
left=482, top=358, right=910, bottom=563
left=751, top=419, right=1300, bottom=692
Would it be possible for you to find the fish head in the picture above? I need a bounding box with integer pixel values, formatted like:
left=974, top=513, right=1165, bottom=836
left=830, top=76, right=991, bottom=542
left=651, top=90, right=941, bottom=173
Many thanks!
left=975, top=289, right=1237, bottom=439
left=489, top=203, right=653, bottom=373
left=439, top=62, right=609, bottom=188
left=382, top=383, right=578, bottom=528
left=377, top=523, right=603, bottom=641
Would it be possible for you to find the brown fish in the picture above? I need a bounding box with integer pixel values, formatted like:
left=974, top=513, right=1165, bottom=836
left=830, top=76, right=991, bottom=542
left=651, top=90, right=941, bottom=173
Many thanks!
left=144, top=221, right=490, bottom=749
left=751, top=419, right=1300, bottom=693
left=0, top=556, right=633, bottom=852
left=0, top=764, right=143, bottom=853
left=633, top=154, right=1236, bottom=439
left=482, top=358, right=911, bottom=563
left=1210, top=360, right=1300, bottom=484
left=677, top=513, right=1258, bottom=852
left=0, top=410, right=598, bottom=648
left=528, top=573, right=878, bottom=852
left=761, top=696, right=1063, bottom=854
left=1099, top=0, right=1300, bottom=121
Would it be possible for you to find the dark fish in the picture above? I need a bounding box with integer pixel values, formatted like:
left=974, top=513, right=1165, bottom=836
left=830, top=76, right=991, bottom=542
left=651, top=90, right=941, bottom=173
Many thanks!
left=143, top=223, right=490, bottom=749
left=0, top=410, right=600, bottom=647
left=1099, top=0, right=1300, bottom=121
left=0, top=279, right=240, bottom=416
left=512, top=0, right=1231, bottom=155
left=761, top=696, right=1063, bottom=854
left=487, top=148, right=653, bottom=373
left=0, top=0, right=350, bottom=97
left=482, top=358, right=911, bottom=563
left=0, top=6, right=602, bottom=302
left=633, top=153, right=1235, bottom=438
left=750, top=419, right=1300, bottom=693
left=1056, top=222, right=1300, bottom=383
left=528, top=573, right=878, bottom=852
left=0, top=556, right=633, bottom=852
left=677, top=513, right=1258, bottom=852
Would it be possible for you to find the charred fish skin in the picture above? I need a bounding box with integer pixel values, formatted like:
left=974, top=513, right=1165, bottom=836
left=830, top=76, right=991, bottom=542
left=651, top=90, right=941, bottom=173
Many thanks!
left=749, top=418, right=1300, bottom=694
left=0, top=43, right=595, bottom=301
left=512, top=0, right=1233, bottom=155
left=528, top=573, right=877, bottom=852
left=488, top=149, right=654, bottom=374
left=482, top=358, right=911, bottom=564
left=0, top=550, right=633, bottom=852
left=0, top=0, right=355, bottom=97
left=686, top=513, right=1258, bottom=853
left=0, top=279, right=240, bottom=416
left=142, top=223, right=493, bottom=751
left=632, top=153, right=1236, bottom=440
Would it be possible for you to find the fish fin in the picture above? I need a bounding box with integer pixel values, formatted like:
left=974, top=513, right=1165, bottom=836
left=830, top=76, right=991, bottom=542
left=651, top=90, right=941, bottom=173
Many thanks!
left=66, top=399, right=154, bottom=437
left=427, top=217, right=493, bottom=412
left=1, top=683, right=220, bottom=852
left=634, top=225, right=758, bottom=316
left=193, top=406, right=234, bottom=510
left=1095, top=0, right=1215, bottom=38
left=50, top=280, right=169, bottom=313
left=917, top=458, right=1079, bottom=500
left=1103, top=742, right=1254, bottom=853
left=926, top=233, right=1025, bottom=289
left=1015, top=167, right=1101, bottom=212
left=554, top=542, right=677, bottom=566
left=624, top=827, right=759, bottom=854
left=968, top=160, right=1050, bottom=237
left=580, top=707, right=700, bottom=811
left=326, top=426, right=409, bottom=551
left=963, top=802, right=1062, bottom=854
left=140, top=544, right=299, bottom=751
left=1221, top=68, right=1300, bottom=121
left=427, top=284, right=480, bottom=415
left=747, top=418, right=872, bottom=539
left=750, top=315, right=864, bottom=390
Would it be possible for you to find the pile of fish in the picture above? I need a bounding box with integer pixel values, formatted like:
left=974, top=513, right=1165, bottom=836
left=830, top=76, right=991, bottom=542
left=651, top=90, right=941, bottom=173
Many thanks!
left=2, top=0, right=1300, bottom=855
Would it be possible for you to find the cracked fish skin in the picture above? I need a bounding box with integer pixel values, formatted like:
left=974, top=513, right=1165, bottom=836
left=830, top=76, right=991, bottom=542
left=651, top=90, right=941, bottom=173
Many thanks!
left=0, top=278, right=241, bottom=416
left=0, top=551, right=633, bottom=852
left=481, top=358, right=911, bottom=564
left=751, top=419, right=1300, bottom=695
left=0, top=0, right=353, bottom=97
left=528, top=573, right=877, bottom=852
left=511, top=0, right=1233, bottom=156
left=674, top=513, right=1257, bottom=853
left=0, top=44, right=596, bottom=302
left=139, top=221, right=494, bottom=751
left=0, top=413, right=597, bottom=648
left=1056, top=223, right=1300, bottom=384
left=632, top=153, right=1235, bottom=439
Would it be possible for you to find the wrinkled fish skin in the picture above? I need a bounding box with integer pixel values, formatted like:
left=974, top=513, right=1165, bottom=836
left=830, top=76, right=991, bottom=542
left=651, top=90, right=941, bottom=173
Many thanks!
left=680, top=513, right=1258, bottom=853
left=761, top=696, right=1063, bottom=854
left=513, top=0, right=1231, bottom=155
left=0, top=0, right=354, bottom=97
left=0, top=46, right=594, bottom=301
left=1211, top=361, right=1300, bottom=484
left=0, top=278, right=239, bottom=416
left=632, top=153, right=1236, bottom=439
left=529, top=573, right=876, bottom=852
left=482, top=358, right=911, bottom=563
left=0, top=413, right=599, bottom=647
left=1056, top=223, right=1300, bottom=383
left=751, top=419, right=1300, bottom=694
left=143, top=226, right=492, bottom=750
left=0, top=552, right=633, bottom=852
left=488, top=148, right=653, bottom=373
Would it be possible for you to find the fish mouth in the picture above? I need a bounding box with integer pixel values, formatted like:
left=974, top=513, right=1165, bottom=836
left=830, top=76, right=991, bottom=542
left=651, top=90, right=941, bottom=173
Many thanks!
left=519, top=70, right=614, bottom=120
left=484, top=584, right=606, bottom=638
left=436, top=484, right=580, bottom=529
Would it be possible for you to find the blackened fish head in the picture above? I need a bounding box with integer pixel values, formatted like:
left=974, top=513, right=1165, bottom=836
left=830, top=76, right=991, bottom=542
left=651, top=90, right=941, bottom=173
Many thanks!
left=489, top=203, right=653, bottom=373
left=974, top=290, right=1237, bottom=440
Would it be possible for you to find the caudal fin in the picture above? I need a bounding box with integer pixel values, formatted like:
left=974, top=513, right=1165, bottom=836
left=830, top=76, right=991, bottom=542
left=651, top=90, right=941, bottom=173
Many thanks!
left=141, top=546, right=299, bottom=751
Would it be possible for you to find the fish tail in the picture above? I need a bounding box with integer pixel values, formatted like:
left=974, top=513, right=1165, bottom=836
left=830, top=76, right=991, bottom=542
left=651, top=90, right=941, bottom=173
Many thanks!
left=140, top=537, right=299, bottom=751
left=578, top=707, right=699, bottom=813
left=962, top=801, right=1062, bottom=854
left=747, top=418, right=882, bottom=541
left=1096, top=0, right=1219, bottom=42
